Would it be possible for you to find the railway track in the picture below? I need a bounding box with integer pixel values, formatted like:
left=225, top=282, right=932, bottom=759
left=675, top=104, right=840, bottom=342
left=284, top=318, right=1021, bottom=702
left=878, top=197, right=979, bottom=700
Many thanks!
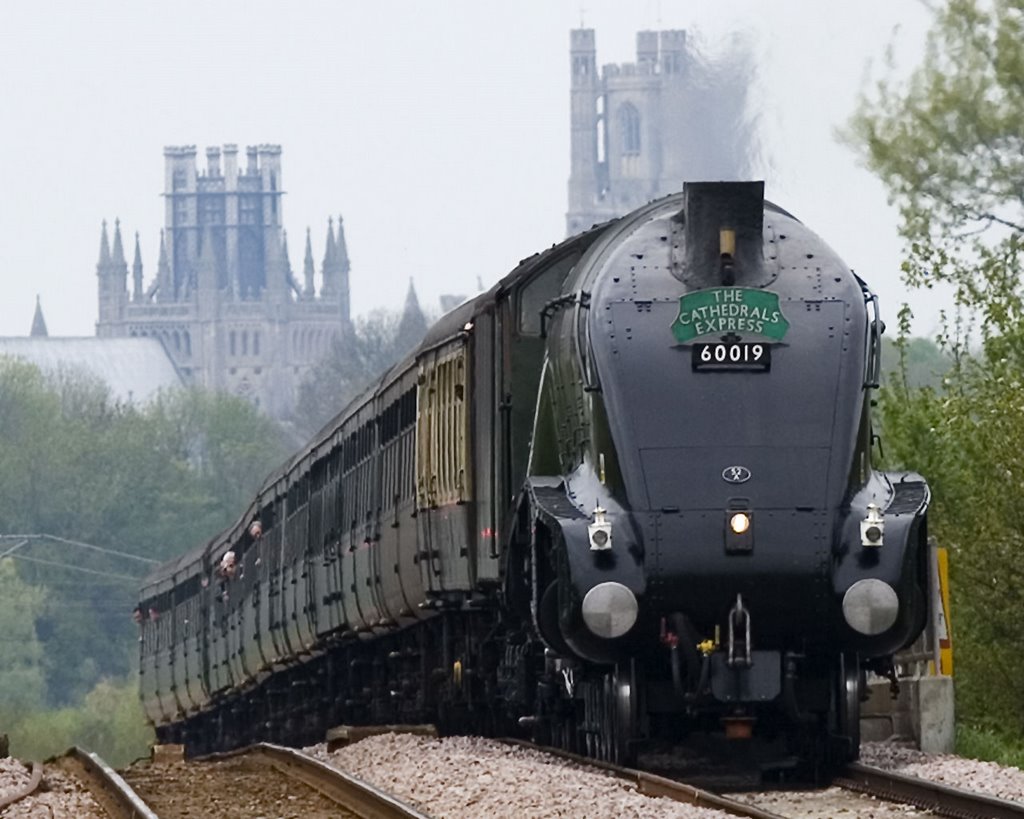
left=835, top=761, right=1024, bottom=819
left=0, top=760, right=43, bottom=812
left=52, top=747, right=157, bottom=818
left=120, top=742, right=429, bottom=819
left=0, top=748, right=150, bottom=818
left=502, top=739, right=1024, bottom=819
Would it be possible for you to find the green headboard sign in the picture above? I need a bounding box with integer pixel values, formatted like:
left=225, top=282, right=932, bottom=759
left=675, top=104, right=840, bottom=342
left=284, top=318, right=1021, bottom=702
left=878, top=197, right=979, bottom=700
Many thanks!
left=671, top=287, right=790, bottom=343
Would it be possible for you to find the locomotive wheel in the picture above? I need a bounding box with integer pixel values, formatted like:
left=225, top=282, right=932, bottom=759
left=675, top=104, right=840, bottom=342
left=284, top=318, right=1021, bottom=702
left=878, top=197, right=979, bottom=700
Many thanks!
left=835, top=652, right=861, bottom=763
left=585, top=664, right=638, bottom=766
left=557, top=701, right=580, bottom=754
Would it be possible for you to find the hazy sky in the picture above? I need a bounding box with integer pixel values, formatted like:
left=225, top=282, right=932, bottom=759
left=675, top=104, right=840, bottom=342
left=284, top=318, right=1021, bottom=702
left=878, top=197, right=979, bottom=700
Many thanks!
left=1, top=1, right=941, bottom=339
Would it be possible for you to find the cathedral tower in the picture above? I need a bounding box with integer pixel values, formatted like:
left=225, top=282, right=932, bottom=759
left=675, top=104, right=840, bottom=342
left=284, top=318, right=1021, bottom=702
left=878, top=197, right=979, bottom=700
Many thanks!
left=95, top=145, right=352, bottom=421
left=566, top=28, right=751, bottom=236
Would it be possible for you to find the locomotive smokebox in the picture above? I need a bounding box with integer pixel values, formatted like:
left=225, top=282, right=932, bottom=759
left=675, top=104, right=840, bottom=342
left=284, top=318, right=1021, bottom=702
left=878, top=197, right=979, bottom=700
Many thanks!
left=673, top=181, right=765, bottom=287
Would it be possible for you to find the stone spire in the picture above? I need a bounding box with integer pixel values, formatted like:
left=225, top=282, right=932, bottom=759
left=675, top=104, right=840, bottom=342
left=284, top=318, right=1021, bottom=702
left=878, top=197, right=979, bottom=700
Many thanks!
left=132, top=232, right=144, bottom=302
left=110, top=219, right=129, bottom=300
left=30, top=295, right=48, bottom=337
left=283, top=230, right=302, bottom=297
left=156, top=229, right=170, bottom=301
left=402, top=277, right=421, bottom=312
left=111, top=219, right=126, bottom=268
left=96, top=220, right=111, bottom=273
left=320, top=218, right=337, bottom=297
left=97, top=219, right=127, bottom=323
left=335, top=215, right=350, bottom=274
left=395, top=278, right=428, bottom=356
left=303, top=228, right=315, bottom=298
left=335, top=215, right=351, bottom=325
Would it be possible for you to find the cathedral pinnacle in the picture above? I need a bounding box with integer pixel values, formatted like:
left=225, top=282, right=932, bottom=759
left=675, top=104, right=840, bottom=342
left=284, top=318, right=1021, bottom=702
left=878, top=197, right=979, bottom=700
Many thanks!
left=30, top=295, right=48, bottom=337
left=396, top=278, right=428, bottom=356
left=282, top=231, right=302, bottom=297
left=282, top=230, right=292, bottom=274
left=335, top=215, right=350, bottom=274
left=303, top=228, right=315, bottom=298
left=111, top=219, right=127, bottom=268
left=155, top=229, right=169, bottom=299
left=404, top=277, right=420, bottom=311
left=97, top=220, right=112, bottom=272
left=335, top=215, right=351, bottom=325
left=320, top=218, right=337, bottom=297
left=132, top=232, right=144, bottom=302
left=324, top=217, right=337, bottom=267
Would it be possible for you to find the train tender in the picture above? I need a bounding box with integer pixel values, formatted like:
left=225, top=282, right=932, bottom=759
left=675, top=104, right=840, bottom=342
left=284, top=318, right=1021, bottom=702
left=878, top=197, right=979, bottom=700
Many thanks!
left=139, top=181, right=930, bottom=770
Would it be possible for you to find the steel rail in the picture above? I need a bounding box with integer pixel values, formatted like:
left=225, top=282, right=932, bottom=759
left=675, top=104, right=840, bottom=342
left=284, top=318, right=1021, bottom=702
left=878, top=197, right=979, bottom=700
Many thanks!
left=499, top=738, right=785, bottom=819
left=56, top=747, right=158, bottom=819
left=0, top=760, right=43, bottom=810
left=250, top=743, right=431, bottom=819
left=837, top=761, right=1024, bottom=819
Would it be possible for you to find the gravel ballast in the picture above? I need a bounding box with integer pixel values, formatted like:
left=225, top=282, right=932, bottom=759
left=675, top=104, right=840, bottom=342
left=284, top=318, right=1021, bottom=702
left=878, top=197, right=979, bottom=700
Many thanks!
left=0, top=757, right=104, bottom=819
left=3, top=737, right=1022, bottom=817
left=308, top=733, right=735, bottom=818
left=860, top=740, right=1024, bottom=803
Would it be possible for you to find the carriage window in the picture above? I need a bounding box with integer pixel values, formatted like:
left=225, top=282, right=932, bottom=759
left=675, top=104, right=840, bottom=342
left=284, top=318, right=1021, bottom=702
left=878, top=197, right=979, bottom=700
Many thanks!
left=417, top=346, right=470, bottom=508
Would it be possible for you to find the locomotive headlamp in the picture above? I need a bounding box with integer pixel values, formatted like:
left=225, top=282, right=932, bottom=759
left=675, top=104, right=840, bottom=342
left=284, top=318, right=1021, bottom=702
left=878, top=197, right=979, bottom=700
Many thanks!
left=724, top=504, right=753, bottom=554
left=581, top=582, right=638, bottom=639
left=842, top=578, right=899, bottom=635
left=860, top=503, right=885, bottom=548
left=588, top=506, right=613, bottom=551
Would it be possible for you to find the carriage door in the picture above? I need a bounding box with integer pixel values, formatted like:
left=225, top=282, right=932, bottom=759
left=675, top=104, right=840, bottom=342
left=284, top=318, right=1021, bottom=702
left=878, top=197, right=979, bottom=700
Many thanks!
left=416, top=341, right=473, bottom=593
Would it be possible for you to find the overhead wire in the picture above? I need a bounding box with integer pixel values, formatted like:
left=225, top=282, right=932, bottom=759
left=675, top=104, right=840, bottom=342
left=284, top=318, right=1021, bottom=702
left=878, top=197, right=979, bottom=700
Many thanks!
left=0, top=534, right=160, bottom=565
left=6, top=554, right=143, bottom=582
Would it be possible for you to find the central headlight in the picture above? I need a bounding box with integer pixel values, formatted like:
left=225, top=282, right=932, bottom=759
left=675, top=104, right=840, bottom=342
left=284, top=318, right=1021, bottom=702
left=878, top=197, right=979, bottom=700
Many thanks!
left=729, top=512, right=751, bottom=534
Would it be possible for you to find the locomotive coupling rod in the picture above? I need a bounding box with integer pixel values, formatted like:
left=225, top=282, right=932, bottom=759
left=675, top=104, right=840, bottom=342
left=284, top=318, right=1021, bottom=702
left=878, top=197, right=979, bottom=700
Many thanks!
left=727, top=594, right=752, bottom=669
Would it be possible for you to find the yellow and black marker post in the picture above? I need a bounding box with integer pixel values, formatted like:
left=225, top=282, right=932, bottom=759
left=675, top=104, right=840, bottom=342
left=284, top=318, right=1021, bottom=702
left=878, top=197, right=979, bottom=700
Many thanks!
left=930, top=543, right=953, bottom=676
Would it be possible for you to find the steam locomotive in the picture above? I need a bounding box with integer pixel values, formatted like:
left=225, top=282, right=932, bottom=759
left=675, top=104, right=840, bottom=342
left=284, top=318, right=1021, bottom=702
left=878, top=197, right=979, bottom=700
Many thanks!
left=139, top=181, right=930, bottom=770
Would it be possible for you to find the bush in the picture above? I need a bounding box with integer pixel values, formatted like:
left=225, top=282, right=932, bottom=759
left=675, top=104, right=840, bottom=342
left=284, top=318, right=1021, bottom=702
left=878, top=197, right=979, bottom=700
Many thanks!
left=7, top=676, right=154, bottom=766
left=956, top=723, right=1024, bottom=769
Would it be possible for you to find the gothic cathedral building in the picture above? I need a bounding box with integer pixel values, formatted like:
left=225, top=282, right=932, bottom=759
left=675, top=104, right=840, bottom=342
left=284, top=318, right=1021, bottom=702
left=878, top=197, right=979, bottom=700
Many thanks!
left=96, top=145, right=350, bottom=421
left=567, top=28, right=752, bottom=236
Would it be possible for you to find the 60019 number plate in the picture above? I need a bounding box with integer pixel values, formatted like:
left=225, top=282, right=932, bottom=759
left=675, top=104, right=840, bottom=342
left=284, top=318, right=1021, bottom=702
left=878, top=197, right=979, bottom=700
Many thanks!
left=692, top=341, right=771, bottom=371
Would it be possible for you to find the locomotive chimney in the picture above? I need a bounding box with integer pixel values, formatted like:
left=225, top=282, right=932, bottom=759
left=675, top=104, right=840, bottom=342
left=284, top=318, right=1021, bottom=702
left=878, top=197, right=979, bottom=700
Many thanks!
left=674, top=181, right=765, bottom=286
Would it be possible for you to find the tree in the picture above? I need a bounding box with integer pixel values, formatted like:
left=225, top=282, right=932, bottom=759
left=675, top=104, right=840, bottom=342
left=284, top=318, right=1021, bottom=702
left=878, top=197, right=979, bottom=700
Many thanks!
left=848, top=0, right=1024, bottom=739
left=0, top=358, right=291, bottom=706
left=846, top=0, right=1024, bottom=345
left=0, top=357, right=64, bottom=532
left=295, top=309, right=412, bottom=437
left=0, top=561, right=47, bottom=719
left=143, top=388, right=292, bottom=546
left=881, top=334, right=951, bottom=390
left=8, top=675, right=154, bottom=766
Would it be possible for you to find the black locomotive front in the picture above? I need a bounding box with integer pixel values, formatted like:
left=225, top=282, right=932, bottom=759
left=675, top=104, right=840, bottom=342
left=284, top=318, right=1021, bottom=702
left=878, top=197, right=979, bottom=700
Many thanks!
left=530, top=182, right=930, bottom=759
